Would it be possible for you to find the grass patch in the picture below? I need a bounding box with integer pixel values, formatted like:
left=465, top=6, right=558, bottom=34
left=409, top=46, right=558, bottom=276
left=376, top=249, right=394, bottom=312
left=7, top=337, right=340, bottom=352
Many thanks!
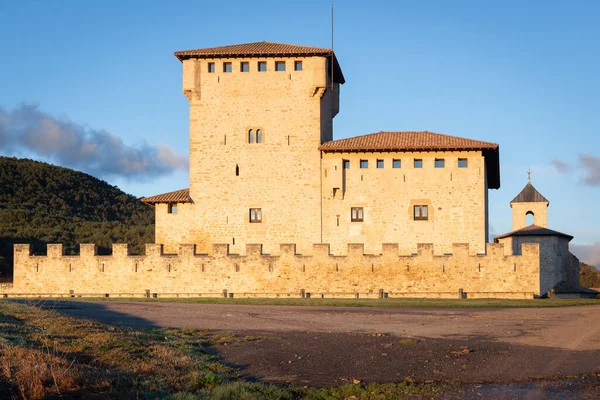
left=0, top=300, right=443, bottom=399
left=78, top=297, right=600, bottom=308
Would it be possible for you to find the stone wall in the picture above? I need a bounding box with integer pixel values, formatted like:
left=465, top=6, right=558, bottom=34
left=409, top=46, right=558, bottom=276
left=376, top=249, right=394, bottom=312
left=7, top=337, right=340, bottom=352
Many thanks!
left=3, top=242, right=541, bottom=299
left=167, top=55, right=335, bottom=256
left=322, top=150, right=488, bottom=256
left=497, top=235, right=579, bottom=295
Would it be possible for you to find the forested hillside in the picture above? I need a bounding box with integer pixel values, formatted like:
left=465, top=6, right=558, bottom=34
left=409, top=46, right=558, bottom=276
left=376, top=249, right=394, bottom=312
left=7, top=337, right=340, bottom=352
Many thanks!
left=580, top=262, right=600, bottom=288
left=0, top=157, right=154, bottom=279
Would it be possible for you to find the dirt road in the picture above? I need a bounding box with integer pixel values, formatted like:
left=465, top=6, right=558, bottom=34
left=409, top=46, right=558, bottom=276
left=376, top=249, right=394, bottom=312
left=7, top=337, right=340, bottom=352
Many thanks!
left=28, top=301, right=600, bottom=395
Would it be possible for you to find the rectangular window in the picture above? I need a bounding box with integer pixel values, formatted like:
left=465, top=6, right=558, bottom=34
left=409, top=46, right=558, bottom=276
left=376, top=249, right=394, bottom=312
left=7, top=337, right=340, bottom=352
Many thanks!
left=435, top=159, right=445, bottom=168
left=240, top=62, right=249, bottom=72
left=351, top=207, right=364, bottom=222
left=343, top=160, right=350, bottom=169
left=393, top=159, right=401, bottom=168
left=258, top=61, right=267, bottom=72
left=223, top=62, right=232, bottom=72
left=249, top=208, right=262, bottom=223
left=414, top=159, right=423, bottom=168
left=414, top=205, right=428, bottom=221
left=168, top=203, right=177, bottom=214
left=458, top=158, right=468, bottom=168
left=208, top=63, right=215, bottom=73
left=360, top=160, right=368, bottom=169
left=294, top=61, right=302, bottom=71
left=275, top=61, right=286, bottom=71
left=377, top=159, right=384, bottom=169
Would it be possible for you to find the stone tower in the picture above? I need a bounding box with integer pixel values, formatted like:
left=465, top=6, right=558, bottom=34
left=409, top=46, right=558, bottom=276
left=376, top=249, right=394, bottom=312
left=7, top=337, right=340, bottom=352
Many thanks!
left=510, top=174, right=549, bottom=230
left=171, top=42, right=344, bottom=254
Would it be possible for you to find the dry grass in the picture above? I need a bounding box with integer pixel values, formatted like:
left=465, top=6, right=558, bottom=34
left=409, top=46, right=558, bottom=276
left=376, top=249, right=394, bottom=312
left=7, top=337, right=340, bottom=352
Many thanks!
left=0, top=300, right=227, bottom=399
left=0, top=346, right=83, bottom=399
left=0, top=300, right=443, bottom=399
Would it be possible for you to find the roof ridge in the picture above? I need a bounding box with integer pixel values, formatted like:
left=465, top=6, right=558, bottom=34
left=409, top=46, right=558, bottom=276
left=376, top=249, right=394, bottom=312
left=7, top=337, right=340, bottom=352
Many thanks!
left=174, top=41, right=332, bottom=55
left=321, top=131, right=499, bottom=147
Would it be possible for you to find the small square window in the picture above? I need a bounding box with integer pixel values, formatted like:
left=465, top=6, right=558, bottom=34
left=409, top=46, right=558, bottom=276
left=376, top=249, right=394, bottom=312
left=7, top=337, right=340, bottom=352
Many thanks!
left=241, top=62, right=249, bottom=72
left=414, top=205, right=428, bottom=221
left=208, top=63, right=215, bottom=73
left=223, top=62, right=232, bottom=73
left=351, top=207, right=364, bottom=222
left=458, top=158, right=468, bottom=168
left=435, top=159, right=445, bottom=168
left=360, top=160, right=368, bottom=169
left=258, top=61, right=267, bottom=72
left=249, top=208, right=262, bottom=223
left=377, top=159, right=384, bottom=168
left=275, top=61, right=286, bottom=71
left=393, top=159, right=401, bottom=168
left=343, top=160, right=350, bottom=169
left=294, top=61, right=302, bottom=71
left=168, top=203, right=177, bottom=214
left=414, top=159, right=423, bottom=168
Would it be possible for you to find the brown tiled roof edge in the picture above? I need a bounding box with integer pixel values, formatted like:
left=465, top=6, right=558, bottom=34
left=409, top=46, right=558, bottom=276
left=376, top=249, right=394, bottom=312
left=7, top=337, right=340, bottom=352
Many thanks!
left=319, top=131, right=498, bottom=152
left=174, top=41, right=333, bottom=58
left=319, top=131, right=500, bottom=189
left=142, top=188, right=191, bottom=204
left=174, top=41, right=345, bottom=84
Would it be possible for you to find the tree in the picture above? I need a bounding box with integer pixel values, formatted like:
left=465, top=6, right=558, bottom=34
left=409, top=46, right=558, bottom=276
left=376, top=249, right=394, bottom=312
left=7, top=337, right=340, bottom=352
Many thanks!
left=579, top=262, right=600, bottom=288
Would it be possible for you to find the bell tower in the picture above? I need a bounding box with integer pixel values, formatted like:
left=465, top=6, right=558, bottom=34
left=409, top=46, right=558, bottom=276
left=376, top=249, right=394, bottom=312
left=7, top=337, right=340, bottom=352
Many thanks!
left=510, top=171, right=549, bottom=230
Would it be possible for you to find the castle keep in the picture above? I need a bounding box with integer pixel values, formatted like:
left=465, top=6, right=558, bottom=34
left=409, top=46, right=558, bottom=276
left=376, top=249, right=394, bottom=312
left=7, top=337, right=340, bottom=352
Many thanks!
left=142, top=42, right=500, bottom=257
left=3, top=42, right=587, bottom=299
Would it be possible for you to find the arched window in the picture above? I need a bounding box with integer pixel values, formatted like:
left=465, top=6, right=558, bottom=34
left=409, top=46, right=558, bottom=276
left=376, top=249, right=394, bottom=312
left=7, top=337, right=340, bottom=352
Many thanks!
left=526, top=211, right=534, bottom=226
left=235, top=164, right=239, bottom=176
left=248, top=129, right=255, bottom=143
left=256, top=129, right=262, bottom=143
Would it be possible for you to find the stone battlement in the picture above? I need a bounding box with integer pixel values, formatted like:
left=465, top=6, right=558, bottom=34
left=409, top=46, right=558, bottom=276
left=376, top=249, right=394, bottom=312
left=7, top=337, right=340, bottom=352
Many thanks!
left=4, top=242, right=541, bottom=298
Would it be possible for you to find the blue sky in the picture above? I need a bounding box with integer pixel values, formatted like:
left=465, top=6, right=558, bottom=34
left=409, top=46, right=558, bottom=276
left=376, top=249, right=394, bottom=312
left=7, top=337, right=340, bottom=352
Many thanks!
left=1, top=0, right=599, bottom=265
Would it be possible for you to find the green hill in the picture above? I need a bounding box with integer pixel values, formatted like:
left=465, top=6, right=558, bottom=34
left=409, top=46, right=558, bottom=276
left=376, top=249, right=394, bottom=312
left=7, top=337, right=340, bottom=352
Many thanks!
left=0, top=157, right=154, bottom=279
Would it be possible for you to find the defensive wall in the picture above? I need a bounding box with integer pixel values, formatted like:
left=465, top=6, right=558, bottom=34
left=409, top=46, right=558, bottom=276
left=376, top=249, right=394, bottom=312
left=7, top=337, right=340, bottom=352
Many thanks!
left=1, top=242, right=540, bottom=299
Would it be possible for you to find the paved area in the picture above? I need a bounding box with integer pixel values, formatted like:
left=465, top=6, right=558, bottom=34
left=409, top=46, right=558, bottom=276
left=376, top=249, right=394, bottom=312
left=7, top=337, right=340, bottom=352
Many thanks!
left=25, top=300, right=600, bottom=394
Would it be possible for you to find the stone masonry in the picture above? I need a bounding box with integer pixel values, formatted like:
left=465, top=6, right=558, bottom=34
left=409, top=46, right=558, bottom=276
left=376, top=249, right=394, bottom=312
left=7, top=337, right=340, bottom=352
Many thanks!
left=3, top=242, right=540, bottom=299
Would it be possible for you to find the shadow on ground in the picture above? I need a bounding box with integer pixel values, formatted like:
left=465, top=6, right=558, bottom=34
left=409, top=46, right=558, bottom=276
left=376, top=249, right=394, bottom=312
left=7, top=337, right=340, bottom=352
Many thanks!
left=10, top=299, right=158, bottom=328
left=214, top=330, right=600, bottom=387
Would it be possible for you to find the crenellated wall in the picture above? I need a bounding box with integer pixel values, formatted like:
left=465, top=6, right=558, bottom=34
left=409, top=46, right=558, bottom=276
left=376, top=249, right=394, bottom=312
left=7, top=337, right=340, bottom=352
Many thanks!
left=3, top=242, right=541, bottom=299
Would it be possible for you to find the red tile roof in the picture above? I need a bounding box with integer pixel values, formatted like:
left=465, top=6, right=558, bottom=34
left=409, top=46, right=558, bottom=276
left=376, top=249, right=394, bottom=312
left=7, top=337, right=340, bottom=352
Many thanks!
left=319, top=131, right=498, bottom=152
left=174, top=41, right=345, bottom=84
left=174, top=41, right=333, bottom=58
left=494, top=224, right=573, bottom=241
left=142, top=188, right=191, bottom=204
left=320, top=131, right=500, bottom=189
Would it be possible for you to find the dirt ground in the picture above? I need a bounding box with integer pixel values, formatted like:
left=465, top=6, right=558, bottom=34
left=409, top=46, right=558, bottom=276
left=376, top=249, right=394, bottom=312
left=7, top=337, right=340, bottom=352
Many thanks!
left=26, top=301, right=600, bottom=398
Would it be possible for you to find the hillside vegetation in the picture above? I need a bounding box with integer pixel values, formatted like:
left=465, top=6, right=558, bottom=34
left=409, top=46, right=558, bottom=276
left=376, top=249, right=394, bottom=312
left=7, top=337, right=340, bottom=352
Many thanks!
left=580, top=262, right=600, bottom=288
left=0, top=157, right=154, bottom=278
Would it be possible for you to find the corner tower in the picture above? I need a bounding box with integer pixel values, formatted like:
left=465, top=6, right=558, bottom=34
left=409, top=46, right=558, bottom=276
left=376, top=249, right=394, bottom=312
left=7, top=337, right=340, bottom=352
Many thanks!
left=172, top=42, right=345, bottom=254
left=510, top=175, right=549, bottom=230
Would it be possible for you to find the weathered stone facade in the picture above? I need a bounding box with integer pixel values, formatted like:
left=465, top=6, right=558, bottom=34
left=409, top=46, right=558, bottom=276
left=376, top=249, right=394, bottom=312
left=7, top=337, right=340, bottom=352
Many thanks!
left=147, top=42, right=500, bottom=256
left=4, top=242, right=539, bottom=299
left=4, top=42, right=578, bottom=299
